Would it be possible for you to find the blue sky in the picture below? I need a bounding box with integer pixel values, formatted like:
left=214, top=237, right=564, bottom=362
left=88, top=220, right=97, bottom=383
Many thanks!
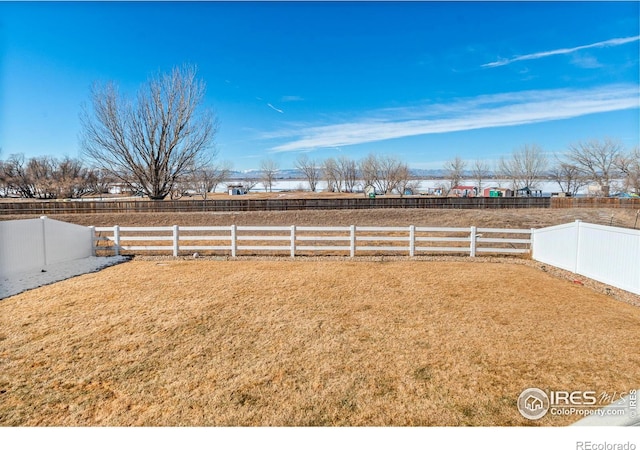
left=1, top=1, right=638, bottom=171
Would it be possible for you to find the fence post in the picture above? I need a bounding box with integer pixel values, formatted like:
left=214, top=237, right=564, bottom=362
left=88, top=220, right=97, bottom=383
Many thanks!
left=173, top=225, right=179, bottom=257
left=290, top=225, right=296, bottom=258
left=113, top=225, right=120, bottom=257
left=350, top=225, right=356, bottom=258
left=89, top=226, right=96, bottom=256
left=529, top=228, right=535, bottom=255
left=40, top=216, right=48, bottom=266
left=470, top=226, right=477, bottom=257
left=231, top=224, right=237, bottom=257
left=574, top=220, right=582, bottom=273
left=409, top=225, right=415, bottom=257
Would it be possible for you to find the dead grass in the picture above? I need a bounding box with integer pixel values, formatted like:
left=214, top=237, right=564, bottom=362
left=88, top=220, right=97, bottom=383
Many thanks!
left=2, top=207, right=639, bottom=230
left=1, top=260, right=638, bottom=426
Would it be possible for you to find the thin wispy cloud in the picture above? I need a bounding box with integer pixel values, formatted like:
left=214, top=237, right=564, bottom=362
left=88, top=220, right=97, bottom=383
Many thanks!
left=267, top=103, right=284, bottom=114
left=266, top=84, right=639, bottom=152
left=281, top=95, right=304, bottom=102
left=482, top=35, right=640, bottom=68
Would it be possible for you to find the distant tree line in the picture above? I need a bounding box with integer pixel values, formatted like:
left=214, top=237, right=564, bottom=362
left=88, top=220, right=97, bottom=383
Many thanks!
left=443, top=138, right=639, bottom=197
left=1, top=65, right=637, bottom=200
left=291, top=153, right=419, bottom=196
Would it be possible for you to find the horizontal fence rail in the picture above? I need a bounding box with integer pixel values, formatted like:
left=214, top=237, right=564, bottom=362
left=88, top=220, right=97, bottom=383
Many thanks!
left=0, top=197, right=551, bottom=215
left=93, top=225, right=533, bottom=258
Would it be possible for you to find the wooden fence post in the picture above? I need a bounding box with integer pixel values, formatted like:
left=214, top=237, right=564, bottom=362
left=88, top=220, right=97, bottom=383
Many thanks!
left=231, top=224, right=237, bottom=257
left=173, top=225, right=179, bottom=257
left=113, top=225, right=120, bottom=256
left=350, top=225, right=356, bottom=258
left=290, top=225, right=296, bottom=258
left=470, top=226, right=477, bottom=257
left=409, top=225, right=415, bottom=257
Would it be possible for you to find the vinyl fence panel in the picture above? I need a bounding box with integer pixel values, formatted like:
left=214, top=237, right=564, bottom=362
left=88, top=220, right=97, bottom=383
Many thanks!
left=0, top=217, right=93, bottom=277
left=574, top=222, right=640, bottom=295
left=44, top=218, right=94, bottom=264
left=0, top=219, right=46, bottom=277
left=531, top=222, right=580, bottom=272
left=533, top=221, right=640, bottom=295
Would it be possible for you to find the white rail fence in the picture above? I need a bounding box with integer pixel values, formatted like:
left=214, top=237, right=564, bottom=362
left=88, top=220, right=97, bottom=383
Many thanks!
left=0, top=217, right=94, bottom=277
left=532, top=220, right=640, bottom=295
left=93, top=225, right=533, bottom=258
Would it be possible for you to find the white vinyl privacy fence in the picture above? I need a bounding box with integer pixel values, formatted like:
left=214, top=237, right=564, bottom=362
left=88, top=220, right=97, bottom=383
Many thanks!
left=93, top=225, right=532, bottom=258
left=0, top=217, right=94, bottom=277
left=532, top=220, right=640, bottom=295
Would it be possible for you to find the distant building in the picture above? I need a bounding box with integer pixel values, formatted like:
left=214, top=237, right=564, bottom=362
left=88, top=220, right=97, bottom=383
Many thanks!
left=483, top=187, right=513, bottom=197
left=450, top=185, right=478, bottom=197
left=227, top=184, right=246, bottom=195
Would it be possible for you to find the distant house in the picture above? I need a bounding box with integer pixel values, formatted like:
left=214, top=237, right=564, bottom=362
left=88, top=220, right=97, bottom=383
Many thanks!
left=450, top=185, right=478, bottom=197
left=227, top=184, right=246, bottom=195
left=482, top=187, right=513, bottom=198
left=108, top=183, right=137, bottom=196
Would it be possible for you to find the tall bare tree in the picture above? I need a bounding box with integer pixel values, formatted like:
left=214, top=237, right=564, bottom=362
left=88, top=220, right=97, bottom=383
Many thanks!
left=260, top=158, right=279, bottom=192
left=337, top=155, right=358, bottom=193
left=323, top=157, right=341, bottom=192
left=80, top=65, right=218, bottom=200
left=471, top=159, right=491, bottom=193
left=295, top=154, right=320, bottom=192
left=615, top=146, right=640, bottom=195
left=499, top=144, right=547, bottom=193
left=443, top=155, right=466, bottom=195
left=566, top=138, right=623, bottom=197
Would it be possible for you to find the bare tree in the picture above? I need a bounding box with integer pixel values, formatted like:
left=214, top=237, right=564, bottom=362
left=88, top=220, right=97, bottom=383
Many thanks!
left=322, top=157, right=341, bottom=192
left=54, top=156, right=94, bottom=198
left=85, top=168, right=115, bottom=195
left=376, top=155, right=407, bottom=194
left=566, top=138, right=624, bottom=197
left=240, top=177, right=259, bottom=193
left=443, top=155, right=466, bottom=195
left=471, top=159, right=491, bottom=193
left=616, top=147, right=640, bottom=195
left=359, top=154, right=378, bottom=192
left=3, top=154, right=35, bottom=198
left=395, top=163, right=420, bottom=197
left=80, top=65, right=218, bottom=200
left=192, top=160, right=232, bottom=199
left=549, top=157, right=589, bottom=196
left=337, top=156, right=358, bottom=193
left=499, top=144, right=547, bottom=193
left=295, top=154, right=320, bottom=192
left=259, top=158, right=279, bottom=192
left=0, top=160, right=8, bottom=197
left=359, top=154, right=408, bottom=194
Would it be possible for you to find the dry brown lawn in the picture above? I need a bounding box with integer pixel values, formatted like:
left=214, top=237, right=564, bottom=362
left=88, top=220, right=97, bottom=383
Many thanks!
left=1, top=260, right=638, bottom=426
left=2, top=207, right=639, bottom=230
